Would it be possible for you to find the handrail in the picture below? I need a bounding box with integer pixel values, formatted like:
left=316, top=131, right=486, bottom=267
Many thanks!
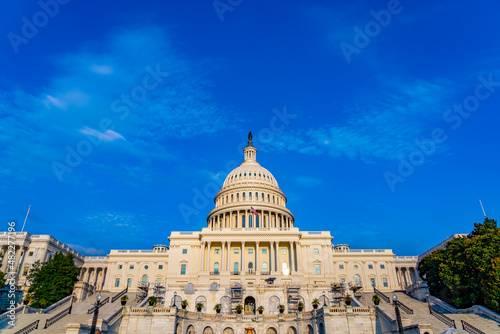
left=111, top=287, right=128, bottom=303
left=104, top=305, right=124, bottom=326
left=88, top=296, right=110, bottom=314
left=0, top=305, right=24, bottom=321
left=396, top=300, right=413, bottom=314
left=429, top=304, right=456, bottom=328
left=14, top=320, right=39, bottom=334
left=44, top=295, right=72, bottom=314
left=374, top=287, right=390, bottom=304
left=461, top=320, right=485, bottom=334
left=44, top=307, right=71, bottom=329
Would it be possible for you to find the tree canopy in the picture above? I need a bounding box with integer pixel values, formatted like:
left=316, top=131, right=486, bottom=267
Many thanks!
left=27, top=252, right=80, bottom=308
left=418, top=217, right=500, bottom=312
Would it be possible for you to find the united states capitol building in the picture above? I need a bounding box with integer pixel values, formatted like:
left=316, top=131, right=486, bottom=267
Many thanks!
left=1, top=134, right=428, bottom=334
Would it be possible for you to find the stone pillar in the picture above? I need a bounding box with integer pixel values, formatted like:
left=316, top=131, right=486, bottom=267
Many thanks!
left=207, top=242, right=211, bottom=272
left=200, top=242, right=205, bottom=271
left=274, top=241, right=279, bottom=272
left=227, top=241, right=231, bottom=271
left=230, top=212, right=233, bottom=228
left=221, top=242, right=225, bottom=273
left=270, top=241, right=274, bottom=274
left=256, top=241, right=260, bottom=274
left=296, top=242, right=301, bottom=272
left=241, top=241, right=246, bottom=273
left=289, top=241, right=295, bottom=273
left=0, top=246, right=9, bottom=272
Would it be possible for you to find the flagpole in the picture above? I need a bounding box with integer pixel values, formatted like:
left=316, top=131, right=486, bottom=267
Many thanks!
left=479, top=199, right=487, bottom=218
left=21, top=204, right=31, bottom=232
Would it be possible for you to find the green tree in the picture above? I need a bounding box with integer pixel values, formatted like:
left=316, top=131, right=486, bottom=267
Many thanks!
left=418, top=217, right=500, bottom=312
left=0, top=271, right=6, bottom=287
left=27, top=252, right=80, bottom=308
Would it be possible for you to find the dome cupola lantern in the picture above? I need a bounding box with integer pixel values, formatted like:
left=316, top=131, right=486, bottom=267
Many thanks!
left=244, top=131, right=257, bottom=162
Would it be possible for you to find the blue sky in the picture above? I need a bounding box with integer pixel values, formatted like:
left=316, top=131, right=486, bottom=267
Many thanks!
left=1, top=0, right=499, bottom=256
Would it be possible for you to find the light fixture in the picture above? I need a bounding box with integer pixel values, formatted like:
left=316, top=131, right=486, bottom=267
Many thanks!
left=96, top=293, right=102, bottom=302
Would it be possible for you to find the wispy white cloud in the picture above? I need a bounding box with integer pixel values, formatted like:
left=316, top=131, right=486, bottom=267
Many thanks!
left=79, top=127, right=125, bottom=142
left=90, top=65, right=114, bottom=75
left=68, top=244, right=106, bottom=256
left=268, top=79, right=455, bottom=163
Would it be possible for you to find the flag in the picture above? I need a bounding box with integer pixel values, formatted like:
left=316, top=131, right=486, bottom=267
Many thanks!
left=250, top=206, right=259, bottom=216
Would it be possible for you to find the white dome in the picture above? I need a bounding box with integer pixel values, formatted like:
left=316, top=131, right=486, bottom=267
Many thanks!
left=223, top=161, right=279, bottom=188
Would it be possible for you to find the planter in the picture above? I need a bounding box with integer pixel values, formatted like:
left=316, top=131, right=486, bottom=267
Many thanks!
left=258, top=309, right=263, bottom=315
left=279, top=309, right=284, bottom=314
left=196, top=308, right=202, bottom=312
left=121, top=300, right=127, bottom=306
left=313, top=304, right=318, bottom=309
left=345, top=300, right=351, bottom=306
left=374, top=301, right=380, bottom=306
left=182, top=305, right=187, bottom=310
left=216, top=309, right=221, bottom=314
left=298, top=307, right=303, bottom=312
left=236, top=310, right=242, bottom=314
left=23, top=300, right=29, bottom=305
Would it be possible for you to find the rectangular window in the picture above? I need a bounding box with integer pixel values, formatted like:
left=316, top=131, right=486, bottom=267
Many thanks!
left=380, top=264, right=385, bottom=269
left=368, top=265, right=373, bottom=269
left=118, top=265, right=123, bottom=269
left=314, top=249, right=319, bottom=254
left=248, top=249, right=253, bottom=254
left=370, top=278, right=376, bottom=287
left=341, top=278, right=346, bottom=283
left=339, top=265, right=344, bottom=269
left=127, top=278, right=132, bottom=287
left=215, top=249, right=220, bottom=254
left=130, top=265, right=134, bottom=269
left=115, top=278, right=120, bottom=287
left=262, top=249, right=267, bottom=254
left=383, top=278, right=388, bottom=287
left=157, top=278, right=161, bottom=284
left=315, top=264, right=321, bottom=275
left=28, top=252, right=33, bottom=256
left=281, top=249, right=286, bottom=254
left=235, top=249, right=239, bottom=254
left=181, top=264, right=186, bottom=275
left=23, top=266, right=29, bottom=276
left=159, top=265, right=163, bottom=269
left=182, top=249, right=188, bottom=254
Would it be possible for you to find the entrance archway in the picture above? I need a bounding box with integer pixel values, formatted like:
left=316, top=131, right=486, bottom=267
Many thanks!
left=244, top=296, right=256, bottom=314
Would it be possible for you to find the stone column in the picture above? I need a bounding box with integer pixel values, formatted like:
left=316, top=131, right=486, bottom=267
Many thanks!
left=274, top=241, right=279, bottom=272
left=230, top=212, right=233, bottom=228
left=296, top=242, right=301, bottom=272
left=0, top=246, right=9, bottom=272
left=200, top=242, right=205, bottom=271
left=207, top=242, right=212, bottom=272
left=256, top=241, right=260, bottom=274
left=270, top=241, right=274, bottom=274
left=221, top=242, right=225, bottom=273
left=227, top=241, right=231, bottom=271
left=241, top=241, right=246, bottom=273
left=289, top=241, right=295, bottom=273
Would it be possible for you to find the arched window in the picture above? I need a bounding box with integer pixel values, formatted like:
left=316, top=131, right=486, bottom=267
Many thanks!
left=220, top=296, right=231, bottom=314
left=231, top=194, right=233, bottom=202
left=269, top=296, right=280, bottom=315
left=255, top=192, right=258, bottom=200
left=305, top=325, right=313, bottom=334
left=268, top=194, right=270, bottom=202
left=141, top=274, right=148, bottom=287
left=249, top=192, right=252, bottom=200
left=282, top=262, right=289, bottom=275
left=237, top=193, right=239, bottom=201
left=256, top=215, right=259, bottom=228
left=203, top=327, right=214, bottom=334
left=262, top=262, right=268, bottom=274
left=355, top=274, right=361, bottom=286
left=234, top=262, right=239, bottom=274
left=214, top=262, right=220, bottom=275
left=243, top=192, right=245, bottom=200
left=187, top=325, right=196, bottom=334
left=196, top=296, right=207, bottom=312
left=249, top=215, right=253, bottom=228
left=242, top=216, right=245, bottom=228
left=261, top=193, right=264, bottom=201
left=248, top=262, right=253, bottom=274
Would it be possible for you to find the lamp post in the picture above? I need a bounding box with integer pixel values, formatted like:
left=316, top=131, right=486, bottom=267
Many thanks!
left=322, top=291, right=327, bottom=307
left=89, top=293, right=102, bottom=334
left=393, top=294, right=404, bottom=334
left=68, top=294, right=75, bottom=314
left=171, top=291, right=177, bottom=307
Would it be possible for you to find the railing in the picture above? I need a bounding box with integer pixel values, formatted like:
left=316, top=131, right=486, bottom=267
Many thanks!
left=88, top=297, right=110, bottom=314
left=0, top=305, right=24, bottom=321
left=111, top=287, right=128, bottom=303
left=429, top=304, right=456, bottom=328
left=44, top=307, right=70, bottom=329
left=104, top=305, right=124, bottom=326
left=396, top=300, right=413, bottom=314
left=374, top=287, right=391, bottom=304
left=461, top=320, right=485, bottom=334
left=13, top=320, right=39, bottom=334
left=44, top=295, right=72, bottom=313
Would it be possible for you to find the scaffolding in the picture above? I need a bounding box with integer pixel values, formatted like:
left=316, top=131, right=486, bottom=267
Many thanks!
left=286, top=285, right=302, bottom=313
left=228, top=283, right=244, bottom=311
left=331, top=282, right=346, bottom=306
left=136, top=281, right=149, bottom=303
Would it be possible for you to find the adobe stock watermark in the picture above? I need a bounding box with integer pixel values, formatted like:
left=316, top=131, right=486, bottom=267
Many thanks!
left=339, top=0, right=410, bottom=64
left=51, top=64, right=169, bottom=182
left=213, top=0, right=243, bottom=21
left=5, top=221, right=18, bottom=327
left=7, top=0, right=72, bottom=54
left=385, top=74, right=500, bottom=192
left=178, top=106, right=296, bottom=224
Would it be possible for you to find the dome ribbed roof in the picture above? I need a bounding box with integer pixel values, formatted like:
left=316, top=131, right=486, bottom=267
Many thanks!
left=222, top=161, right=279, bottom=188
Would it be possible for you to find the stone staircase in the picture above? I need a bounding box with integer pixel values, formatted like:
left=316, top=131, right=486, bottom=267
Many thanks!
left=362, top=291, right=500, bottom=333
left=0, top=291, right=138, bottom=334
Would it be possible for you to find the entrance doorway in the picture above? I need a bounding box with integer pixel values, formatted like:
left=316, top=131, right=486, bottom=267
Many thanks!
left=244, top=296, right=256, bottom=314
